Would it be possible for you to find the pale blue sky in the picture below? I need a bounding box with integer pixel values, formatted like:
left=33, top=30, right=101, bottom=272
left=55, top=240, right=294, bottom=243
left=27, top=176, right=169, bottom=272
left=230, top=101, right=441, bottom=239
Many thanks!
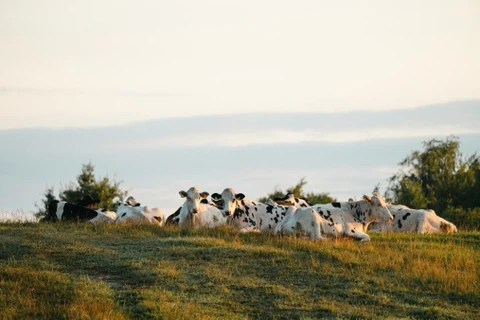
left=1, top=0, right=479, bottom=129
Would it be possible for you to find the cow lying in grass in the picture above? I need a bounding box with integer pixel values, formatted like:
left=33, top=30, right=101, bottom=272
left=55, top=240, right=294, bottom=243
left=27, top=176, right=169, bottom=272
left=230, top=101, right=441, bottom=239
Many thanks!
left=211, top=188, right=296, bottom=232
left=274, top=207, right=324, bottom=240
left=115, top=197, right=164, bottom=225
left=369, top=205, right=458, bottom=234
left=308, top=193, right=393, bottom=241
left=275, top=193, right=393, bottom=241
left=41, top=200, right=115, bottom=223
left=176, top=187, right=227, bottom=228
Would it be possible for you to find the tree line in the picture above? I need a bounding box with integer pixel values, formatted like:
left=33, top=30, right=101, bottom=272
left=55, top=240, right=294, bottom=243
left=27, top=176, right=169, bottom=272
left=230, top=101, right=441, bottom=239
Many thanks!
left=36, top=136, right=480, bottom=229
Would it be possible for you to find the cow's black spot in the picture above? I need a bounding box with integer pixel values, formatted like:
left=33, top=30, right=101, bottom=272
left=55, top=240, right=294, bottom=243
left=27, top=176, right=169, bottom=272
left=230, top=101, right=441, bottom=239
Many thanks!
left=398, top=219, right=403, bottom=229
left=266, top=205, right=274, bottom=214
left=234, top=208, right=244, bottom=219
left=121, top=212, right=127, bottom=217
left=332, top=202, right=341, bottom=208
left=351, top=229, right=355, bottom=233
left=255, top=207, right=258, bottom=211
left=402, top=212, right=411, bottom=220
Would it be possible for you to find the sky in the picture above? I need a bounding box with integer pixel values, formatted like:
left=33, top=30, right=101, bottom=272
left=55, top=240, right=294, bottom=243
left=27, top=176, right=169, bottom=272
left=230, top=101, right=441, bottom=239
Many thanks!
left=1, top=0, right=479, bottom=129
left=0, top=1, right=479, bottom=220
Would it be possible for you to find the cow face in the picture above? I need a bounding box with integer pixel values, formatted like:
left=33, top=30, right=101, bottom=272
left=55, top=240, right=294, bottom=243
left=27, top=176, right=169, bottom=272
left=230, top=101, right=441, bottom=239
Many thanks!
left=363, top=193, right=393, bottom=222
left=211, top=188, right=245, bottom=217
left=125, top=196, right=141, bottom=206
left=179, top=187, right=209, bottom=215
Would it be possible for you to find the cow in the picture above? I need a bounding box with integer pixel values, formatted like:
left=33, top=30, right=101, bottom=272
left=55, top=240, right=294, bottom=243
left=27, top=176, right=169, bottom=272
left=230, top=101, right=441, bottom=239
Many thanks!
left=210, top=188, right=296, bottom=232
left=89, top=209, right=117, bottom=224
left=176, top=187, right=227, bottom=228
left=305, top=193, right=394, bottom=241
left=41, top=200, right=103, bottom=222
left=274, top=207, right=324, bottom=240
left=165, top=198, right=211, bottom=226
left=115, top=198, right=164, bottom=225
left=273, top=193, right=311, bottom=208
left=125, top=196, right=140, bottom=206
left=369, top=205, right=458, bottom=234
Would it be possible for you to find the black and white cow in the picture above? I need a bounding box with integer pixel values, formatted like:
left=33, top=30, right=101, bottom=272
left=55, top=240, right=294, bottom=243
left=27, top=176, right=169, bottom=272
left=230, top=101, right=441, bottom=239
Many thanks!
left=115, top=205, right=164, bottom=225
left=115, top=196, right=164, bottom=225
left=176, top=187, right=227, bottom=228
left=274, top=207, right=325, bottom=240
left=88, top=209, right=117, bottom=224
left=211, top=188, right=296, bottom=232
left=369, top=204, right=458, bottom=234
left=41, top=200, right=107, bottom=222
left=166, top=197, right=211, bottom=227
left=305, top=193, right=394, bottom=241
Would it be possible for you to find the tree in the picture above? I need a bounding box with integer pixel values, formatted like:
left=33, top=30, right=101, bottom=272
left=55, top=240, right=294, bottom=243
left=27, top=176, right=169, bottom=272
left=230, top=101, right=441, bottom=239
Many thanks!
left=34, top=187, right=57, bottom=219
left=34, top=162, right=127, bottom=219
left=259, top=177, right=336, bottom=205
left=386, top=136, right=480, bottom=228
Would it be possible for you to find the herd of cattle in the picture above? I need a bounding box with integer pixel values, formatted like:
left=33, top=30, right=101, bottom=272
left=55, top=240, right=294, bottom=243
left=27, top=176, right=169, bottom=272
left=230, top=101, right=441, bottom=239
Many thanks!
left=41, top=187, right=458, bottom=241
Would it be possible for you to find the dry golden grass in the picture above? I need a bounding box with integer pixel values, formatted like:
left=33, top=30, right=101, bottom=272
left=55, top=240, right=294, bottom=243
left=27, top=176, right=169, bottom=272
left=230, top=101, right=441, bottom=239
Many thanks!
left=0, top=222, right=479, bottom=319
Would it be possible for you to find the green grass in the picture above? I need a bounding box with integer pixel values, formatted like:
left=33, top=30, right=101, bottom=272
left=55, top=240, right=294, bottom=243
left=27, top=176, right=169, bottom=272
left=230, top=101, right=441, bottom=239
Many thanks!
left=0, top=222, right=479, bottom=319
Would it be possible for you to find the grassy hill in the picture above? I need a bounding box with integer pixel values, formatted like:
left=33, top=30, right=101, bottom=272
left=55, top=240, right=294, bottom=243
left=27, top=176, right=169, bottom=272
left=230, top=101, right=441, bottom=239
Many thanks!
left=0, top=222, right=479, bottom=319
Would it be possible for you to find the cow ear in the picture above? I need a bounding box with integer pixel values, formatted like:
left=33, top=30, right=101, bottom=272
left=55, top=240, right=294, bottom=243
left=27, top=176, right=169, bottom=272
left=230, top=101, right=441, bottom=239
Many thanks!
left=236, top=193, right=245, bottom=200
left=200, top=191, right=209, bottom=199
left=363, top=194, right=372, bottom=204
left=179, top=191, right=188, bottom=198
left=211, top=193, right=221, bottom=201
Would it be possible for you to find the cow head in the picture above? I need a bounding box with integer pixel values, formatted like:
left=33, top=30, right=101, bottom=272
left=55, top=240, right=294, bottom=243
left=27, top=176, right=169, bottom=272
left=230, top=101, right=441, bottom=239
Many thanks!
left=179, top=187, right=209, bottom=215
left=273, top=193, right=310, bottom=207
left=77, top=195, right=100, bottom=209
left=211, top=188, right=245, bottom=217
left=363, top=193, right=393, bottom=222
left=125, top=196, right=141, bottom=207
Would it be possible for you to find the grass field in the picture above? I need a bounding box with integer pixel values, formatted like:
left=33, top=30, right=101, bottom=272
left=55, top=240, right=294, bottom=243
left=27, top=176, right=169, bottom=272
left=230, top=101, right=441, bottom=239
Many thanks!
left=0, top=222, right=479, bottom=319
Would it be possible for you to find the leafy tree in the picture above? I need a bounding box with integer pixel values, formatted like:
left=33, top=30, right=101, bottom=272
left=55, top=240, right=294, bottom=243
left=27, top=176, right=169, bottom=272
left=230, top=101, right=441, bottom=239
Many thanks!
left=386, top=136, right=480, bottom=228
left=34, top=162, right=127, bottom=219
left=259, top=177, right=336, bottom=205
left=34, top=187, right=57, bottom=219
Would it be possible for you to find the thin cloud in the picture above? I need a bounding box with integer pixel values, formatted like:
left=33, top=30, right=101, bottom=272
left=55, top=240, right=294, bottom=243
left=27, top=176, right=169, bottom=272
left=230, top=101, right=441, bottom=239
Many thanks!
left=0, top=86, right=187, bottom=98
left=104, top=126, right=480, bottom=150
